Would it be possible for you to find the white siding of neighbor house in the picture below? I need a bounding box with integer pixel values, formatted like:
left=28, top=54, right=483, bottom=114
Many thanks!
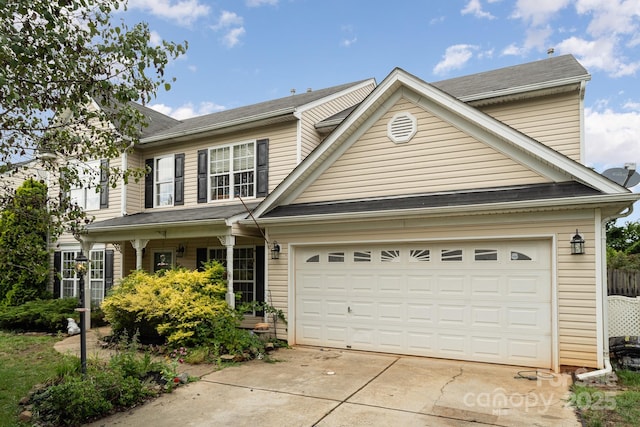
left=293, top=98, right=551, bottom=204
left=266, top=210, right=599, bottom=368
left=299, top=83, right=376, bottom=160
left=479, top=91, right=582, bottom=163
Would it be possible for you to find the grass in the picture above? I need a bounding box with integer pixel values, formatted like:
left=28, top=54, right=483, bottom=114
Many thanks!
left=0, top=331, right=65, bottom=427
left=573, top=369, right=640, bottom=427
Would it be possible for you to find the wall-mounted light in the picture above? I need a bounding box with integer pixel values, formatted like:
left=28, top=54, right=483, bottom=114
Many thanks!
left=176, top=244, right=185, bottom=258
left=271, top=241, right=281, bottom=260
left=570, top=229, right=585, bottom=255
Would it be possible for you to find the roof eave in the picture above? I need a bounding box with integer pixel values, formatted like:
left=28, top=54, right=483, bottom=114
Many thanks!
left=249, top=193, right=640, bottom=225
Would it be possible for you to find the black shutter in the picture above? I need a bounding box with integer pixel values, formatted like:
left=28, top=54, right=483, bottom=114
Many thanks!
left=255, top=245, right=265, bottom=316
left=99, top=159, right=109, bottom=209
left=256, top=139, right=269, bottom=197
left=197, top=149, right=208, bottom=203
left=53, top=251, right=61, bottom=299
left=196, top=248, right=207, bottom=271
left=144, top=158, right=154, bottom=208
left=105, top=249, right=114, bottom=294
left=174, top=153, right=184, bottom=206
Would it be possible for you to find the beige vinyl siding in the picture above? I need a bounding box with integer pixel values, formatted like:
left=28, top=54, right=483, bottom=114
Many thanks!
left=136, top=121, right=298, bottom=210
left=480, top=91, right=582, bottom=162
left=266, top=211, right=599, bottom=368
left=299, top=83, right=376, bottom=160
left=295, top=98, right=550, bottom=204
left=125, top=151, right=144, bottom=215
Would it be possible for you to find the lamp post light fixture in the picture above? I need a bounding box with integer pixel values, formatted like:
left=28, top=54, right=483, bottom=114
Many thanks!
left=270, top=241, right=281, bottom=260
left=570, top=229, right=585, bottom=255
left=74, top=251, right=89, bottom=375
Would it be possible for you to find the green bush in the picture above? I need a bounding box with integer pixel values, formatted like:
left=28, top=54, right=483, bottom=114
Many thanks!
left=103, top=262, right=234, bottom=347
left=0, top=298, right=79, bottom=332
left=29, top=336, right=169, bottom=426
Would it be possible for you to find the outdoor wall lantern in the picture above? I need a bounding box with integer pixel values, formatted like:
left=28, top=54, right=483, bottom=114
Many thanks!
left=271, top=241, right=281, bottom=260
left=176, top=244, right=185, bottom=258
left=74, top=251, right=89, bottom=375
left=570, top=229, right=585, bottom=255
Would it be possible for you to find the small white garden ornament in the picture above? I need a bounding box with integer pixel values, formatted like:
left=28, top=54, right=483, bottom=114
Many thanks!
left=67, top=318, right=81, bottom=335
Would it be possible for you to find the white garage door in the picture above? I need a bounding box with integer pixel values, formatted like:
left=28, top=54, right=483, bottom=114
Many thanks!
left=295, top=241, right=552, bottom=368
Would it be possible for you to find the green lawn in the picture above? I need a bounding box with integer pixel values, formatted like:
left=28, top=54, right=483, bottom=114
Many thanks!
left=573, top=369, right=640, bottom=427
left=0, top=331, right=65, bottom=427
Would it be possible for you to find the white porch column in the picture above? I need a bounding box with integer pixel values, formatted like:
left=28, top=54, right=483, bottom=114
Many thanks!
left=130, top=239, right=149, bottom=270
left=218, top=235, right=236, bottom=308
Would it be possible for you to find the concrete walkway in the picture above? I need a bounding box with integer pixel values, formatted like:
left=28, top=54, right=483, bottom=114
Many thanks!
left=55, top=331, right=581, bottom=427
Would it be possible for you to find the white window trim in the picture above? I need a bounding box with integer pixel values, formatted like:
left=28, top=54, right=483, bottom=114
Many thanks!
left=154, top=154, right=175, bottom=207
left=69, top=160, right=101, bottom=211
left=207, top=140, right=257, bottom=202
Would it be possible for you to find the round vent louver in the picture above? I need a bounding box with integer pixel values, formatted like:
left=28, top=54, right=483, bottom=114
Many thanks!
left=387, top=112, right=417, bottom=143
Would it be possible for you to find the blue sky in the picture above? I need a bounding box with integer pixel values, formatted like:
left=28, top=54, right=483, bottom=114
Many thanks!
left=120, top=0, right=640, bottom=221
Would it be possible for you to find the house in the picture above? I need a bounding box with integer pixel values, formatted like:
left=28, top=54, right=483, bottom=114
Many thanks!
left=54, top=54, right=639, bottom=372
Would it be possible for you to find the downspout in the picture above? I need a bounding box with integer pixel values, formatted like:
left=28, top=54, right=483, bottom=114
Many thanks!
left=576, top=204, right=634, bottom=380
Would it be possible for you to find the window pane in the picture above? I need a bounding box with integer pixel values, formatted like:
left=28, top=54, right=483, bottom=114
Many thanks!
left=156, top=182, right=173, bottom=206
left=155, top=157, right=174, bottom=182
left=210, top=175, right=230, bottom=200
left=475, top=249, right=498, bottom=261
left=210, top=147, right=229, bottom=173
left=441, top=249, right=463, bottom=261
left=234, top=171, right=254, bottom=197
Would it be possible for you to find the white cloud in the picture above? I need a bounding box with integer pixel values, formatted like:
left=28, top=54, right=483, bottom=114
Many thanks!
left=433, top=44, right=479, bottom=75
left=223, top=27, right=246, bottom=48
left=556, top=36, right=640, bottom=77
left=510, top=0, right=572, bottom=26
left=150, top=101, right=226, bottom=120
left=149, top=30, right=162, bottom=47
left=575, top=0, right=640, bottom=37
left=584, top=107, right=640, bottom=170
left=246, top=0, right=278, bottom=6
left=461, top=0, right=496, bottom=19
left=211, top=11, right=245, bottom=48
left=341, top=37, right=358, bottom=47
left=127, top=0, right=210, bottom=26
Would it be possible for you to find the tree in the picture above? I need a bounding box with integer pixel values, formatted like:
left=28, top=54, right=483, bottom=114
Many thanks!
left=0, top=0, right=187, bottom=237
left=606, top=220, right=640, bottom=270
left=0, top=179, right=51, bottom=305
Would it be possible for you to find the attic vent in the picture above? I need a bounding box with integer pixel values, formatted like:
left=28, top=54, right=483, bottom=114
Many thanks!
left=387, top=112, right=417, bottom=143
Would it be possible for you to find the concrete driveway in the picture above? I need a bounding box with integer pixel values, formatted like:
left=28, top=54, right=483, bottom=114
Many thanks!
left=85, top=346, right=580, bottom=427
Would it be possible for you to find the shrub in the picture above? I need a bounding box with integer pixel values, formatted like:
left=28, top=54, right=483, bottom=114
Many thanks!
left=0, top=298, right=79, bottom=332
left=29, top=335, right=169, bottom=426
left=102, top=262, right=235, bottom=347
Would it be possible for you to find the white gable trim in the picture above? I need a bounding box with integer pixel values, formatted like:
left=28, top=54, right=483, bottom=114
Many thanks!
left=253, top=68, right=626, bottom=218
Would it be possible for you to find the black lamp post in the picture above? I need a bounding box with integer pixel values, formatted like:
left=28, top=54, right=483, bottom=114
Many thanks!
left=75, top=251, right=88, bottom=375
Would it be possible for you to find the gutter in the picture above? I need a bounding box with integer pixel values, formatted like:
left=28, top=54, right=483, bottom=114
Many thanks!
left=576, top=204, right=635, bottom=381
left=247, top=193, right=640, bottom=226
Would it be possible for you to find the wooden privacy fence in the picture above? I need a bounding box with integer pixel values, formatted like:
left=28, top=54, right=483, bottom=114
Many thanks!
left=608, top=269, right=640, bottom=297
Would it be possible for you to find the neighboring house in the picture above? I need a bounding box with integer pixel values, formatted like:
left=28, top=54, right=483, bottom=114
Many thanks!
left=55, top=54, right=638, bottom=371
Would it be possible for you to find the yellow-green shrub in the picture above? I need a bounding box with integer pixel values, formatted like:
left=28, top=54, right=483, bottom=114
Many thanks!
left=101, top=262, right=233, bottom=347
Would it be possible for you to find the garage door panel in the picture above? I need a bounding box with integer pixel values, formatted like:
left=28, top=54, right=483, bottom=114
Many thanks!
left=407, top=303, right=436, bottom=324
left=438, top=275, right=467, bottom=295
left=407, top=275, right=434, bottom=295
left=379, top=302, right=404, bottom=322
left=295, top=241, right=552, bottom=368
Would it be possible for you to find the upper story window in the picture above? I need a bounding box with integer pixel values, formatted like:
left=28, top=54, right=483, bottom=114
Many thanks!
left=68, top=159, right=108, bottom=211
left=209, top=142, right=254, bottom=201
left=155, top=155, right=174, bottom=206
left=198, top=138, right=269, bottom=204
left=145, top=153, right=184, bottom=209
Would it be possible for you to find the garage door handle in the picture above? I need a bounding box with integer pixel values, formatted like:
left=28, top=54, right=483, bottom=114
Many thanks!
left=348, top=306, right=352, bottom=313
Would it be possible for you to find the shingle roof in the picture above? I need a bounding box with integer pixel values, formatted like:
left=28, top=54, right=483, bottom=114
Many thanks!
left=130, top=102, right=182, bottom=138
left=141, top=80, right=372, bottom=142
left=262, top=182, right=600, bottom=218
left=430, top=54, right=589, bottom=100
left=88, top=202, right=259, bottom=229
left=315, top=55, right=589, bottom=129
